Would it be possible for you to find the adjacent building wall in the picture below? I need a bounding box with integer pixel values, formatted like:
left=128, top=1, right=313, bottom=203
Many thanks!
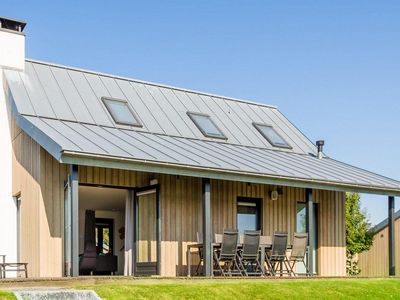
left=0, top=71, right=17, bottom=272
left=0, top=24, right=25, bottom=276
left=358, top=218, right=400, bottom=276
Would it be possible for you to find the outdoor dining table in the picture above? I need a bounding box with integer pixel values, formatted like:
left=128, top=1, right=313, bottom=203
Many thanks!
left=186, top=238, right=292, bottom=277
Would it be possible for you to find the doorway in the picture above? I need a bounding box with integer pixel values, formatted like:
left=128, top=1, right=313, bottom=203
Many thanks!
left=134, top=185, right=160, bottom=276
left=78, top=185, right=127, bottom=275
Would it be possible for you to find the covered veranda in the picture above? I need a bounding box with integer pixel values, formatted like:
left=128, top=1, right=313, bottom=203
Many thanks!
left=60, top=150, right=399, bottom=278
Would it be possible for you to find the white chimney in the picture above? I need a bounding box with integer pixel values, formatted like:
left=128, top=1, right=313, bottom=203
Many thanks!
left=0, top=17, right=26, bottom=273
left=0, top=16, right=26, bottom=71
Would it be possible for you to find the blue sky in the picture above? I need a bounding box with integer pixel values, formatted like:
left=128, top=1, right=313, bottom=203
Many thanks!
left=3, top=1, right=400, bottom=225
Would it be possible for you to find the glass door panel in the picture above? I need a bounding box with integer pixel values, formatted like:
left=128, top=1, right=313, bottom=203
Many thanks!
left=134, top=186, right=160, bottom=275
left=296, top=202, right=318, bottom=274
left=64, top=176, right=72, bottom=276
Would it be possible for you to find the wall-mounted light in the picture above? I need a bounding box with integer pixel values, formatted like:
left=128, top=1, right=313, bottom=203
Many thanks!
left=150, top=179, right=158, bottom=185
left=270, top=187, right=283, bottom=201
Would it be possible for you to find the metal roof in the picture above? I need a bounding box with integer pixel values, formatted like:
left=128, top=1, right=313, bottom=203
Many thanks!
left=4, top=60, right=400, bottom=195
left=372, top=210, right=400, bottom=233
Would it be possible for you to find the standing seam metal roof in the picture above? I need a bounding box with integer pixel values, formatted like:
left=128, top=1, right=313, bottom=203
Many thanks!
left=4, top=60, right=400, bottom=195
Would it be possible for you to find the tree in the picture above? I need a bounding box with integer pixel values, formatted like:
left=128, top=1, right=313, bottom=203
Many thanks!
left=345, top=192, right=374, bottom=275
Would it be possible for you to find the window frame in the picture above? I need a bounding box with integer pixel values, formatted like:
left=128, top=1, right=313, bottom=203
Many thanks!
left=95, top=217, right=114, bottom=255
left=252, top=122, right=292, bottom=149
left=14, top=193, right=21, bottom=262
left=102, top=96, right=142, bottom=127
left=236, top=197, right=262, bottom=233
left=187, top=111, right=227, bottom=139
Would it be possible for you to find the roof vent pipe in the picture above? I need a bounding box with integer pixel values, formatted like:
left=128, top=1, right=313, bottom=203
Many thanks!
left=316, top=140, right=325, bottom=159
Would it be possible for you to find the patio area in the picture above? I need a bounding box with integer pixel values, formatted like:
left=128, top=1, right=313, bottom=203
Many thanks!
left=187, top=231, right=307, bottom=277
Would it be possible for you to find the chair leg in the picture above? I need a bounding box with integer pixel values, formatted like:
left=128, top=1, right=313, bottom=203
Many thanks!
left=213, top=254, right=224, bottom=276
left=303, top=259, right=310, bottom=276
left=283, top=259, right=292, bottom=276
left=265, top=256, right=274, bottom=276
left=237, top=257, right=246, bottom=276
left=195, top=259, right=203, bottom=276
left=256, top=259, right=265, bottom=276
left=289, top=260, right=296, bottom=276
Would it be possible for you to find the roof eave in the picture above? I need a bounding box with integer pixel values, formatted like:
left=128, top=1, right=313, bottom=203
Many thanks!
left=60, top=151, right=400, bottom=197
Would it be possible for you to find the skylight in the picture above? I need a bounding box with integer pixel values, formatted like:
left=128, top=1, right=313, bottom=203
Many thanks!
left=187, top=112, right=227, bottom=139
left=102, top=97, right=142, bottom=127
left=253, top=123, right=291, bottom=148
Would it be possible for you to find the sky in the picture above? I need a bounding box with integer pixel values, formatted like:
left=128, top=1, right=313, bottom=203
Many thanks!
left=3, top=1, right=400, bottom=225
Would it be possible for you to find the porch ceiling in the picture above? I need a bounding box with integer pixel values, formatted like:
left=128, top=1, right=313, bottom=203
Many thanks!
left=16, top=114, right=400, bottom=196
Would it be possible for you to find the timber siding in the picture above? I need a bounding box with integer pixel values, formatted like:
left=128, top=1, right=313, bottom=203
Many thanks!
left=358, top=217, right=400, bottom=276
left=13, top=121, right=346, bottom=277
left=11, top=118, right=68, bottom=277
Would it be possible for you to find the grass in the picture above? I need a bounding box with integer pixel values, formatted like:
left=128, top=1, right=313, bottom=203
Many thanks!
left=1, top=278, right=400, bottom=300
left=0, top=291, right=15, bottom=300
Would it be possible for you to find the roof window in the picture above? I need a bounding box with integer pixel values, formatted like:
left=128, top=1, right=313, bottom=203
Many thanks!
left=187, top=112, right=227, bottom=139
left=253, top=123, right=291, bottom=148
left=102, top=97, right=142, bottom=127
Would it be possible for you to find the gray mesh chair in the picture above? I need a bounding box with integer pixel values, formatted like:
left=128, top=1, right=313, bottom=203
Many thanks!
left=238, top=230, right=264, bottom=276
left=268, top=231, right=291, bottom=276
left=288, top=233, right=309, bottom=276
left=195, top=232, right=204, bottom=275
left=213, top=229, right=241, bottom=276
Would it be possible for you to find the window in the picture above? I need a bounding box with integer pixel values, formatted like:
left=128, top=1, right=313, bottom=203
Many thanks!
left=14, top=194, right=21, bottom=263
left=237, top=197, right=261, bottom=233
left=95, top=218, right=114, bottom=255
left=102, top=97, right=142, bottom=127
left=187, top=112, right=227, bottom=139
left=296, top=202, right=318, bottom=274
left=253, top=123, right=291, bottom=148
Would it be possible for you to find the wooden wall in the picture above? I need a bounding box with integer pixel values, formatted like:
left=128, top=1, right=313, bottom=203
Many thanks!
left=11, top=119, right=67, bottom=277
left=13, top=120, right=346, bottom=277
left=357, top=218, right=400, bottom=276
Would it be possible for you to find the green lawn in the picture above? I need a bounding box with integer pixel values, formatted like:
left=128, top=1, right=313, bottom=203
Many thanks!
left=0, top=291, right=15, bottom=300
left=1, top=278, right=400, bottom=300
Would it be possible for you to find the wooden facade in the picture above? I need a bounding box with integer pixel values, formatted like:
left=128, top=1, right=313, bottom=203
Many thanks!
left=358, top=217, right=400, bottom=276
left=12, top=122, right=346, bottom=278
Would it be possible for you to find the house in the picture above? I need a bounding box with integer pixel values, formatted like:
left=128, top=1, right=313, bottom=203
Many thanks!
left=0, top=17, right=399, bottom=278
left=358, top=210, right=400, bottom=276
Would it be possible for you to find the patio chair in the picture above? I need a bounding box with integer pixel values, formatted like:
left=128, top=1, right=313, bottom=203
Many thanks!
left=194, top=232, right=204, bottom=275
left=268, top=231, right=291, bottom=276
left=259, top=235, right=273, bottom=275
left=238, top=230, right=264, bottom=276
left=213, top=229, right=241, bottom=276
left=288, top=233, right=309, bottom=276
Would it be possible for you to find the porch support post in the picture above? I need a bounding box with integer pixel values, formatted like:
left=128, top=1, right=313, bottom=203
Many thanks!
left=70, top=165, right=79, bottom=277
left=388, top=196, right=395, bottom=276
left=306, top=188, right=314, bottom=275
left=202, top=178, right=212, bottom=277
